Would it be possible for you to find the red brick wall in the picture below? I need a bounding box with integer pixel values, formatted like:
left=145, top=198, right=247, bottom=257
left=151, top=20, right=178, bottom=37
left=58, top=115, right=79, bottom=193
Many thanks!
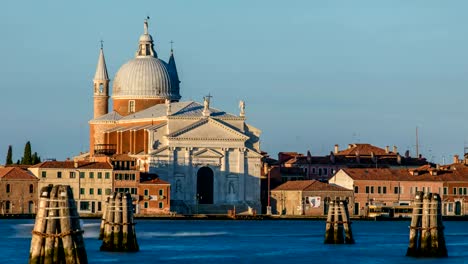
left=113, top=98, right=165, bottom=116
left=138, top=184, right=171, bottom=215
left=94, top=96, right=109, bottom=119
left=0, top=179, right=38, bottom=215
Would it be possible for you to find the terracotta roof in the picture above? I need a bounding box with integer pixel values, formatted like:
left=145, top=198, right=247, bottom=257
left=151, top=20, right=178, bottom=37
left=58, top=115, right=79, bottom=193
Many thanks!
left=285, top=152, right=428, bottom=167
left=111, top=153, right=136, bottom=161
left=140, top=178, right=170, bottom=185
left=273, top=180, right=350, bottom=191
left=4, top=164, right=33, bottom=169
left=336, top=144, right=393, bottom=156
left=341, top=167, right=468, bottom=182
left=0, top=167, right=38, bottom=180
left=30, top=161, right=112, bottom=170
left=304, top=181, right=351, bottom=192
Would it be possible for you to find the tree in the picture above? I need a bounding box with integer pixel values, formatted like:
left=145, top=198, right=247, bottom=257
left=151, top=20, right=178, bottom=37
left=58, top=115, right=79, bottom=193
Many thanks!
left=31, top=152, right=41, bottom=165
left=22, top=141, right=32, bottom=165
left=5, top=145, right=13, bottom=165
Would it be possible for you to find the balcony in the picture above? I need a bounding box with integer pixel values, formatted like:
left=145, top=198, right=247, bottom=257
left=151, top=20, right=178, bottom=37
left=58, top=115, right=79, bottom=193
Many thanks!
left=94, top=144, right=117, bottom=156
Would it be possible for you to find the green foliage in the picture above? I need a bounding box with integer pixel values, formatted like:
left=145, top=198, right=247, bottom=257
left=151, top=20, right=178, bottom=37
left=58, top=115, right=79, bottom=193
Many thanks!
left=22, top=141, right=33, bottom=165
left=32, top=152, right=41, bottom=165
left=6, top=145, right=13, bottom=165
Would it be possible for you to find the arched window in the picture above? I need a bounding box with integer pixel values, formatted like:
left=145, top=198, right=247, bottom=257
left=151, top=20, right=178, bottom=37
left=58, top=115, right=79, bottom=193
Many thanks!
left=128, top=100, right=136, bottom=113
left=6, top=184, right=10, bottom=193
left=99, top=83, right=104, bottom=93
left=29, top=184, right=34, bottom=193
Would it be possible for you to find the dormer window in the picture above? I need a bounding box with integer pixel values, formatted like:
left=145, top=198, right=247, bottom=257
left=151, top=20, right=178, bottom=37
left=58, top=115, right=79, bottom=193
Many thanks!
left=129, top=100, right=135, bottom=113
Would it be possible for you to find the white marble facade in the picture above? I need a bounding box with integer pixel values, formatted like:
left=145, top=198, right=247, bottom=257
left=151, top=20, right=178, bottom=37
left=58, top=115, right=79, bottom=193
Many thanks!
left=144, top=101, right=263, bottom=211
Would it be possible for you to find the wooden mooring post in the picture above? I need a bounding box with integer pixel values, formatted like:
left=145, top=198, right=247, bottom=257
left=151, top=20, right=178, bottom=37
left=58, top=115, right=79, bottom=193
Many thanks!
left=100, top=192, right=139, bottom=252
left=29, top=185, right=87, bottom=264
left=406, top=192, right=447, bottom=258
left=324, top=199, right=354, bottom=244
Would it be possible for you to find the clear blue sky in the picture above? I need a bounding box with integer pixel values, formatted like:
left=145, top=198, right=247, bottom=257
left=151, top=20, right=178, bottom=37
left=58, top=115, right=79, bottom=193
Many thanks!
left=1, top=0, right=468, bottom=164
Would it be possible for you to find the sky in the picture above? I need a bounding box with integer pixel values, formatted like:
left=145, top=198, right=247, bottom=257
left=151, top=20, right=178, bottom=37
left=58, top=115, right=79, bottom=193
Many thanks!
left=1, top=0, right=468, bottom=164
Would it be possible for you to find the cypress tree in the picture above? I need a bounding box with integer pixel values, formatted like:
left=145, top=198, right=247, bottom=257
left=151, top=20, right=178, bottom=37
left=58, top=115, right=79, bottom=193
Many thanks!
left=22, top=141, right=32, bottom=165
left=31, top=152, right=41, bottom=165
left=6, top=145, right=13, bottom=165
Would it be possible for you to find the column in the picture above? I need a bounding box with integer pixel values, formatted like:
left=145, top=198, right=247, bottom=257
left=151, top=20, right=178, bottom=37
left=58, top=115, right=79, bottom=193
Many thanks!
left=185, top=147, right=192, bottom=202
left=238, top=148, right=246, bottom=202
left=220, top=148, right=229, bottom=203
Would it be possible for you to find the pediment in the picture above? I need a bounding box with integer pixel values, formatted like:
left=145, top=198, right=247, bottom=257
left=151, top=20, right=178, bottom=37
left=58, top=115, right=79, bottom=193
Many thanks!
left=151, top=146, right=170, bottom=157
left=246, top=148, right=263, bottom=158
left=167, top=118, right=249, bottom=141
left=193, top=148, right=224, bottom=158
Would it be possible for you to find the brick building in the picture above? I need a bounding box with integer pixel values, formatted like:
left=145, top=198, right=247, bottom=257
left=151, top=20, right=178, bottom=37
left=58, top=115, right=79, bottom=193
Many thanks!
left=138, top=177, right=171, bottom=215
left=329, top=164, right=468, bottom=216
left=0, top=167, right=38, bottom=215
left=271, top=180, right=354, bottom=216
left=280, top=143, right=429, bottom=182
left=29, top=156, right=172, bottom=216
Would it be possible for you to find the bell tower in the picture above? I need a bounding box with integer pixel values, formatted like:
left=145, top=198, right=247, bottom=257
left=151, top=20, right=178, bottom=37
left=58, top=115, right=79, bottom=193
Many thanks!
left=93, top=42, right=110, bottom=118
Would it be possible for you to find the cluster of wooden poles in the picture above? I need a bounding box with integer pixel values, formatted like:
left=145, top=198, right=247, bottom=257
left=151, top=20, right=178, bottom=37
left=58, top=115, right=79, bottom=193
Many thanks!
left=324, top=199, right=354, bottom=244
left=28, top=185, right=449, bottom=261
left=29, top=185, right=87, bottom=264
left=406, top=191, right=447, bottom=258
left=99, top=192, right=139, bottom=252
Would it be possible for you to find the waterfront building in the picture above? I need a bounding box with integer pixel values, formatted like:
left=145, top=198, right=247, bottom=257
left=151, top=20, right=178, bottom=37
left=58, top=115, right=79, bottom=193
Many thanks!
left=138, top=176, right=171, bottom=215
left=280, top=143, right=429, bottom=182
left=29, top=161, right=113, bottom=215
left=329, top=164, right=468, bottom=216
left=0, top=167, right=38, bottom=215
left=87, top=19, right=263, bottom=214
left=270, top=180, right=353, bottom=216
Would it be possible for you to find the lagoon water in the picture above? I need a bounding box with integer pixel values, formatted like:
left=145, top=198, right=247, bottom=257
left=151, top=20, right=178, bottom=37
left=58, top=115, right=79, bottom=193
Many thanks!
left=1, top=219, right=468, bottom=264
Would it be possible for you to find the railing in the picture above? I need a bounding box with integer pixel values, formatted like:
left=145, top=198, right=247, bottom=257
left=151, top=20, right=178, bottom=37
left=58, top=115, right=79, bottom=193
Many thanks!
left=94, top=144, right=117, bottom=156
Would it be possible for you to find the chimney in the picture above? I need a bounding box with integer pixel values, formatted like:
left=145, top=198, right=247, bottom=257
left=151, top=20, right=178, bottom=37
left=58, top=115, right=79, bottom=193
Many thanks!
left=74, top=160, right=78, bottom=168
left=385, top=146, right=389, bottom=154
left=348, top=144, right=353, bottom=149
left=334, top=144, right=339, bottom=154
left=454, top=155, right=459, bottom=164
left=393, top=146, right=397, bottom=154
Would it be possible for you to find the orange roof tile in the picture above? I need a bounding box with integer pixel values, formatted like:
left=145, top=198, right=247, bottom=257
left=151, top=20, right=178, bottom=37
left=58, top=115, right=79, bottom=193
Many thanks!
left=140, top=178, right=170, bottom=185
left=30, top=161, right=112, bottom=170
left=341, top=167, right=468, bottom=182
left=336, top=144, right=393, bottom=156
left=273, top=180, right=350, bottom=191
left=0, top=167, right=38, bottom=180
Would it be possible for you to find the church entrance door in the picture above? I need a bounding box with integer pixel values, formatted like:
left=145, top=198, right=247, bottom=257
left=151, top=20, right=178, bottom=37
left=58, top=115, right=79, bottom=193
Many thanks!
left=197, top=167, right=214, bottom=204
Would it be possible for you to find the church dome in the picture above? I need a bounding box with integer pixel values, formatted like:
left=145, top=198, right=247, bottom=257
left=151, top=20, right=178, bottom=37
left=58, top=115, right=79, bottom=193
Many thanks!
left=112, top=19, right=181, bottom=100
left=113, top=57, right=175, bottom=98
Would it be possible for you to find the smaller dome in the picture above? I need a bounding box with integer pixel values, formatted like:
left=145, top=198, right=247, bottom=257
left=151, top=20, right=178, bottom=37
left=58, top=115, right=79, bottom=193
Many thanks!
left=139, top=34, right=153, bottom=42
